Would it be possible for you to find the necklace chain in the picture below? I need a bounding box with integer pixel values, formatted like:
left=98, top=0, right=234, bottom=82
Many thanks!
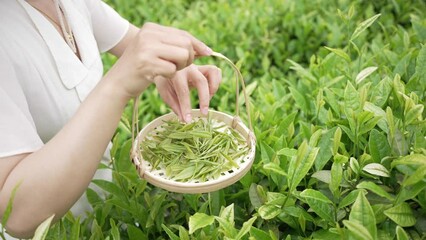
left=31, top=0, right=77, bottom=54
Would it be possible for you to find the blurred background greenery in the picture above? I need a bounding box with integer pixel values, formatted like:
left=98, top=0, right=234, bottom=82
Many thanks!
left=42, top=0, right=426, bottom=239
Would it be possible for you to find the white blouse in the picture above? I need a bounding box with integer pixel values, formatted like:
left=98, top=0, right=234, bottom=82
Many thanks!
left=0, top=0, right=129, bottom=156
left=0, top=0, right=129, bottom=235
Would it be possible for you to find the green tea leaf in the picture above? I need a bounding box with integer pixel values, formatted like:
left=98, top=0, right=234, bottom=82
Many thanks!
left=363, top=163, right=390, bottom=177
left=415, top=45, right=426, bottom=84
left=338, top=189, right=362, bottom=209
left=311, top=170, right=331, bottom=184
left=368, top=129, right=391, bottom=163
left=235, top=216, right=257, bottom=240
left=249, top=184, right=264, bottom=209
left=300, top=189, right=335, bottom=222
left=1, top=181, right=21, bottom=227
left=396, top=226, right=409, bottom=240
left=402, top=165, right=426, bottom=186
left=289, top=87, right=308, bottom=112
left=356, top=181, right=394, bottom=201
left=189, top=213, right=215, bottom=234
left=32, top=214, right=55, bottom=240
left=161, top=224, right=180, bottom=240
left=324, top=46, right=351, bottom=62
left=356, top=66, right=378, bottom=85
left=263, top=162, right=287, bottom=176
left=392, top=154, right=426, bottom=167
left=348, top=192, right=376, bottom=239
left=179, top=226, right=190, bottom=240
left=330, top=162, right=342, bottom=197
left=405, top=104, right=424, bottom=125
left=277, top=148, right=297, bottom=157
left=343, top=220, right=374, bottom=240
left=214, top=216, right=237, bottom=237
left=351, top=14, right=381, bottom=40
left=370, top=78, right=392, bottom=107
left=258, top=204, right=281, bottom=220
left=315, top=127, right=337, bottom=170
left=288, top=141, right=319, bottom=192
left=110, top=219, right=120, bottom=240
left=384, top=203, right=416, bottom=227
left=250, top=227, right=273, bottom=240
left=92, top=180, right=124, bottom=199
left=344, top=82, right=361, bottom=116
left=219, top=204, right=234, bottom=224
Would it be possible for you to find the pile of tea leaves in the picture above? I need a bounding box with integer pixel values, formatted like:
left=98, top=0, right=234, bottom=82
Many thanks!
left=140, top=115, right=249, bottom=182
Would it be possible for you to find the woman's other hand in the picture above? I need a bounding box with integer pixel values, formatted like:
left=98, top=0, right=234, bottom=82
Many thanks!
left=155, top=64, right=222, bottom=122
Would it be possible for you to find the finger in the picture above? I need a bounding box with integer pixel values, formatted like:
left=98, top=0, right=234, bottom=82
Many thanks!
left=153, top=44, right=191, bottom=71
left=173, top=72, right=193, bottom=123
left=188, top=67, right=210, bottom=115
left=144, top=22, right=212, bottom=56
left=154, top=76, right=183, bottom=120
left=197, top=65, right=222, bottom=99
left=159, top=35, right=195, bottom=66
left=148, top=58, right=177, bottom=80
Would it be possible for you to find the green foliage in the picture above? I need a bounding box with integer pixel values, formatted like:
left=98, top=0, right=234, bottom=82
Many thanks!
left=36, top=0, right=426, bottom=239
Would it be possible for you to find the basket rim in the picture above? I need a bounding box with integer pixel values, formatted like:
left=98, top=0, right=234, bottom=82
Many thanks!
left=132, top=109, right=256, bottom=191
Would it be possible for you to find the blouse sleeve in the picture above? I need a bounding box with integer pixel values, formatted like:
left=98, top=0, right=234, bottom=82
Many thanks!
left=0, top=48, right=44, bottom=158
left=85, top=0, right=130, bottom=53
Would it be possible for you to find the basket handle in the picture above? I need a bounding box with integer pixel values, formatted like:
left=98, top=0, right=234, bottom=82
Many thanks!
left=210, top=52, right=254, bottom=136
left=130, top=52, right=256, bottom=168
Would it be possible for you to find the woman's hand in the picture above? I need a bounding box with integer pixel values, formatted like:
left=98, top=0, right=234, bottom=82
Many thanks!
left=155, top=64, right=222, bottom=122
left=106, top=22, right=213, bottom=99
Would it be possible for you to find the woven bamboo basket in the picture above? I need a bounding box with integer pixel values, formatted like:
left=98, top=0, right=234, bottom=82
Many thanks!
left=130, top=52, right=256, bottom=193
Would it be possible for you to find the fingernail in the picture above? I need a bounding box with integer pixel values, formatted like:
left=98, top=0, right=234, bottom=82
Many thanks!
left=185, top=113, right=192, bottom=123
left=201, top=107, right=208, bottom=115
left=205, top=46, right=213, bottom=55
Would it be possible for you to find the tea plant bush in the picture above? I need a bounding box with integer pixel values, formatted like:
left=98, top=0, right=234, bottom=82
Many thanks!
left=7, top=0, right=425, bottom=239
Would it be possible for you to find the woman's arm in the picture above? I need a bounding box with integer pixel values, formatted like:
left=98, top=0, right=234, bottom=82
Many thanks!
left=0, top=22, right=213, bottom=239
left=108, top=23, right=139, bottom=58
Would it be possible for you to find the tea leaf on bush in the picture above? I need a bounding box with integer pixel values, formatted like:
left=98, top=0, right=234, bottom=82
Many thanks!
left=396, top=225, right=410, bottom=240
left=348, top=192, right=376, bottom=239
left=250, top=227, right=273, bottom=240
left=219, top=204, right=234, bottom=224
left=344, top=82, right=361, bottom=116
left=258, top=204, right=281, bottom=220
left=161, top=224, right=179, bottom=240
left=315, top=127, right=337, bottom=170
left=330, top=162, right=343, bottom=197
left=356, top=66, right=378, bottom=85
left=338, top=190, right=363, bottom=209
left=356, top=181, right=394, bottom=201
left=368, top=129, right=391, bottom=163
left=32, top=214, right=55, bottom=240
left=392, top=154, right=426, bottom=167
left=324, top=47, right=351, bottom=62
left=189, top=213, right=215, bottom=234
left=249, top=184, right=264, bottom=209
left=264, top=162, right=287, bottom=176
left=351, top=14, right=381, bottom=41
left=311, top=170, right=331, bottom=184
left=300, top=189, right=335, bottom=222
left=235, top=216, right=257, bottom=240
left=402, top=165, right=426, bottom=186
left=383, top=203, right=416, bottom=227
left=363, top=163, right=390, bottom=177
left=415, top=45, right=426, bottom=84
left=343, top=220, right=374, bottom=240
left=288, top=141, right=319, bottom=192
left=179, top=226, right=190, bottom=240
